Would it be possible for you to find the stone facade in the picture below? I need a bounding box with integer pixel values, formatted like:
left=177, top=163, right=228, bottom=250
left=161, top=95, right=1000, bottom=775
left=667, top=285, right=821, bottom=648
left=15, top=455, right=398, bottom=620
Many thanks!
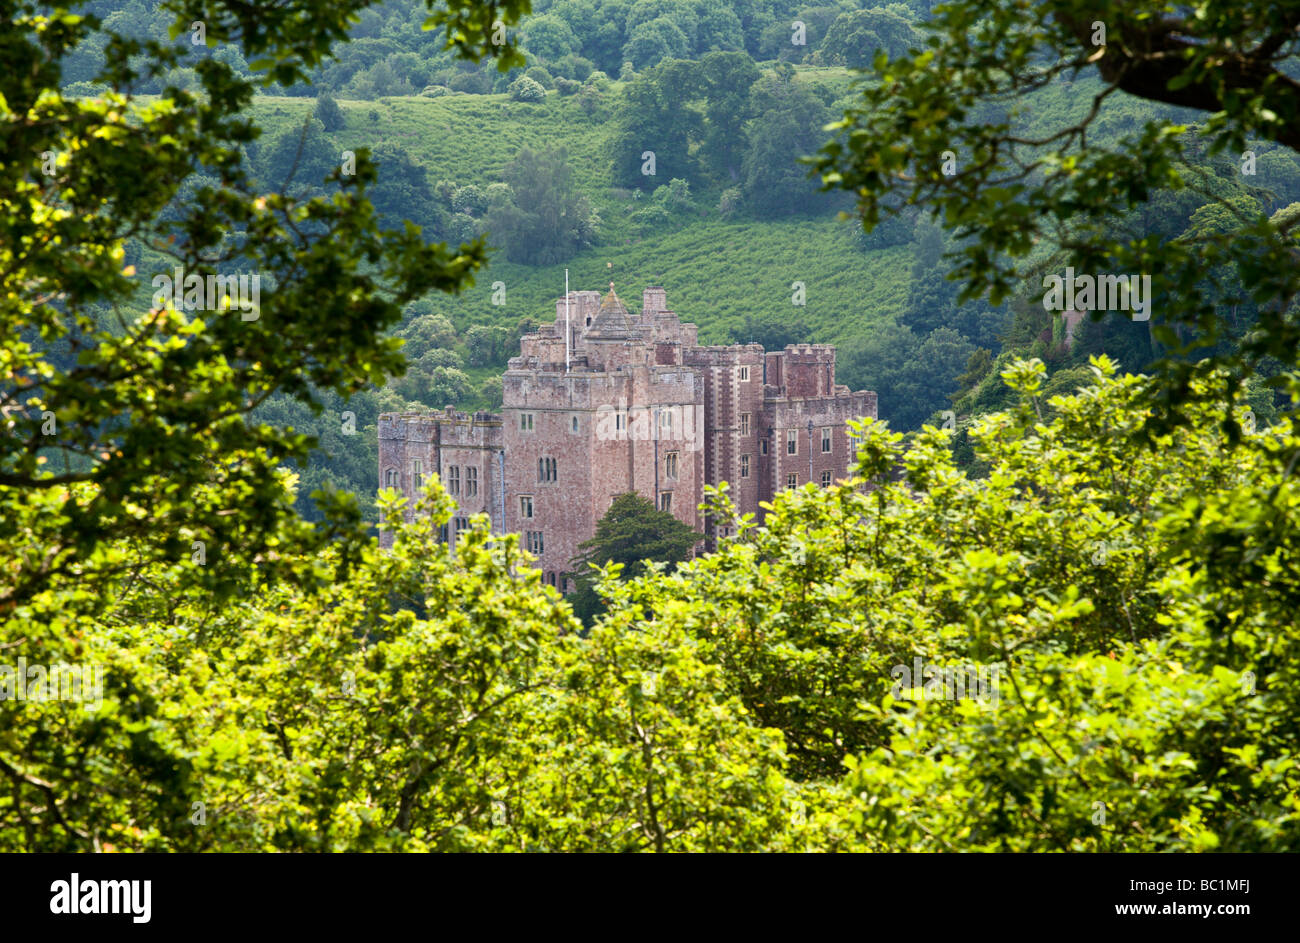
left=378, top=286, right=877, bottom=589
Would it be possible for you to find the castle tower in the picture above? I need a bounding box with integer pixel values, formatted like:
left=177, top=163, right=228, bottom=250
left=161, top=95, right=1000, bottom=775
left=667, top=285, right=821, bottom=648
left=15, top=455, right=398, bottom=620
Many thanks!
left=380, top=286, right=877, bottom=585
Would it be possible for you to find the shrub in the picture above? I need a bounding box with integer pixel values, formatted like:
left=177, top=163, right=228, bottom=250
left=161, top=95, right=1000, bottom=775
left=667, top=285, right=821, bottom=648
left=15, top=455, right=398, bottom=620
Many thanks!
left=718, top=187, right=742, bottom=217
left=524, top=65, right=554, bottom=89
left=452, top=185, right=488, bottom=217
left=420, top=84, right=449, bottom=97
left=448, top=70, right=492, bottom=94
left=551, top=53, right=594, bottom=81
left=508, top=76, right=547, bottom=102
left=555, top=77, right=581, bottom=96
left=314, top=95, right=345, bottom=131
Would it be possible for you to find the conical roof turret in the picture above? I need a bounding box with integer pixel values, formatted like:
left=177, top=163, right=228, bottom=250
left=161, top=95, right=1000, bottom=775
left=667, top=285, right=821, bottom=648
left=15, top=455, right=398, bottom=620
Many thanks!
left=585, top=283, right=639, bottom=339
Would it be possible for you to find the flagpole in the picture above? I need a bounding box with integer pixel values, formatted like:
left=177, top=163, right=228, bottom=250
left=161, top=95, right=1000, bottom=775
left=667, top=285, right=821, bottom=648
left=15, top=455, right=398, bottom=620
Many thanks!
left=565, top=268, right=570, bottom=372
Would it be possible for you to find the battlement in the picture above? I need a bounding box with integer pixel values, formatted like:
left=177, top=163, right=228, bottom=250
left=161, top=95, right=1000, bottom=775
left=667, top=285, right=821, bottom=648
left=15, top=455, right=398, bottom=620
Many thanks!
left=381, top=284, right=877, bottom=574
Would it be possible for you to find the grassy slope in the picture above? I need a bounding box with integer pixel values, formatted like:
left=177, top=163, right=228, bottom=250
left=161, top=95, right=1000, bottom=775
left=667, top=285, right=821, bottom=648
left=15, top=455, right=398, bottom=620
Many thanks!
left=252, top=76, right=907, bottom=349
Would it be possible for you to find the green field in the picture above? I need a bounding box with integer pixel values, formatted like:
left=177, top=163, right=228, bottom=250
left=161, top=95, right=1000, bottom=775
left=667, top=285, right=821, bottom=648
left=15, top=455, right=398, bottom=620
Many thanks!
left=250, top=75, right=906, bottom=346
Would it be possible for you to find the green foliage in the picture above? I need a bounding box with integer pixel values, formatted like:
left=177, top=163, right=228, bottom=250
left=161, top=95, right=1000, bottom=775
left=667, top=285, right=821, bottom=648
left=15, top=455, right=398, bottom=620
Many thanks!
left=741, top=72, right=834, bottom=218
left=1, top=0, right=493, bottom=618
left=814, top=0, right=1300, bottom=431
left=567, top=492, right=701, bottom=624
left=728, top=312, right=813, bottom=349
left=507, top=75, right=547, bottom=102
left=313, top=94, right=345, bottom=131
left=815, top=8, right=918, bottom=68
left=13, top=0, right=1300, bottom=856
left=486, top=146, right=600, bottom=264
left=257, top=116, right=338, bottom=193
left=610, top=59, right=704, bottom=188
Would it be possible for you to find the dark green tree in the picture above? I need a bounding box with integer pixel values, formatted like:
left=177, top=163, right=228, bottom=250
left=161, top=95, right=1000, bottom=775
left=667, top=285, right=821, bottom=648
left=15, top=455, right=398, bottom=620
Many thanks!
left=314, top=94, right=345, bottom=131
left=486, top=146, right=599, bottom=264
left=814, top=0, right=1300, bottom=432
left=257, top=116, right=337, bottom=194
left=610, top=59, right=704, bottom=188
left=698, top=50, right=761, bottom=183
left=815, top=8, right=918, bottom=68
left=566, top=492, right=701, bottom=624
left=741, top=72, right=831, bottom=218
left=368, top=141, right=444, bottom=238
left=728, top=312, right=813, bottom=350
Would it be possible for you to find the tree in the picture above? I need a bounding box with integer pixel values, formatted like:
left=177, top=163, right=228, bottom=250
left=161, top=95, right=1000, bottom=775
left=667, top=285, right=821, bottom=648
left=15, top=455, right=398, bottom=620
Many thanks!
left=698, top=50, right=761, bottom=183
left=695, top=3, right=745, bottom=54
left=522, top=13, right=581, bottom=62
left=741, top=72, right=831, bottom=217
left=508, top=75, right=547, bottom=102
left=815, top=8, right=918, bottom=68
left=837, top=325, right=974, bottom=430
left=367, top=142, right=444, bottom=238
left=610, top=59, right=704, bottom=188
left=566, top=492, right=701, bottom=623
left=728, top=312, right=813, bottom=350
left=622, top=17, right=690, bottom=69
left=486, top=147, right=600, bottom=264
left=814, top=0, right=1300, bottom=433
left=314, top=94, right=345, bottom=131
left=399, top=312, right=457, bottom=359
left=465, top=324, right=511, bottom=366
left=0, top=0, right=527, bottom=849
left=900, top=267, right=958, bottom=336
left=257, top=116, right=338, bottom=194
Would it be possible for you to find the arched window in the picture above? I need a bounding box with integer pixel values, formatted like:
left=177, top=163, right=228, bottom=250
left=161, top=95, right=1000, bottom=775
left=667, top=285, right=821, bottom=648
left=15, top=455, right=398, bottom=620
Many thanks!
left=384, top=468, right=398, bottom=488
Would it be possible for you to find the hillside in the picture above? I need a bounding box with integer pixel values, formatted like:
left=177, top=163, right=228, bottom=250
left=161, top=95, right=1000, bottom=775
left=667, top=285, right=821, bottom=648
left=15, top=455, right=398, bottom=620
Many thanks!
left=252, top=79, right=907, bottom=346
left=230, top=66, right=1263, bottom=523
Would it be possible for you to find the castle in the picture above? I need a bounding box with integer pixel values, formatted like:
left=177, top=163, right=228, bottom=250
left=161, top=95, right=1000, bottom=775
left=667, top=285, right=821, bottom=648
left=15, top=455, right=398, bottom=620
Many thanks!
left=378, top=285, right=878, bottom=588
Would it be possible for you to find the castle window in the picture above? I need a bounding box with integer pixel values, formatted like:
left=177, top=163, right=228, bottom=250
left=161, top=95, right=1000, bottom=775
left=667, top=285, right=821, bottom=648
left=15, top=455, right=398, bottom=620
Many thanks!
left=384, top=468, right=398, bottom=489
left=547, top=572, right=556, bottom=586
left=438, top=523, right=450, bottom=543
left=822, top=427, right=833, bottom=453
left=447, top=465, right=460, bottom=496
left=821, top=471, right=832, bottom=488
left=520, top=495, right=534, bottom=519
left=760, top=439, right=768, bottom=456
left=466, top=466, right=478, bottom=497
left=538, top=457, right=557, bottom=482
left=520, top=413, right=534, bottom=432
left=787, top=429, right=798, bottom=455
left=737, top=365, right=750, bottom=382
left=740, top=454, right=750, bottom=478
left=659, top=492, right=672, bottom=512
left=659, top=409, right=672, bottom=436
left=665, top=451, right=679, bottom=479
left=615, top=412, right=626, bottom=432
left=455, top=516, right=470, bottom=535
left=412, top=459, right=423, bottom=493
left=571, top=415, right=579, bottom=433
left=739, top=412, right=751, bottom=436
left=526, top=531, right=544, bottom=554
left=787, top=473, right=798, bottom=490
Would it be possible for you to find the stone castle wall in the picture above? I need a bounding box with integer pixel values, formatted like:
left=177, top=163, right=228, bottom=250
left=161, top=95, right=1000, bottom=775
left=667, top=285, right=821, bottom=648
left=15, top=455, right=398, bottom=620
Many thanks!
left=379, top=287, right=878, bottom=584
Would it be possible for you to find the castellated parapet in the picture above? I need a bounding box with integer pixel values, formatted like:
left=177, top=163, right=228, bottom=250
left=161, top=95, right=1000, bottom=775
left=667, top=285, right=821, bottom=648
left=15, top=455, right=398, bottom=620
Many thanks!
left=380, top=286, right=877, bottom=589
